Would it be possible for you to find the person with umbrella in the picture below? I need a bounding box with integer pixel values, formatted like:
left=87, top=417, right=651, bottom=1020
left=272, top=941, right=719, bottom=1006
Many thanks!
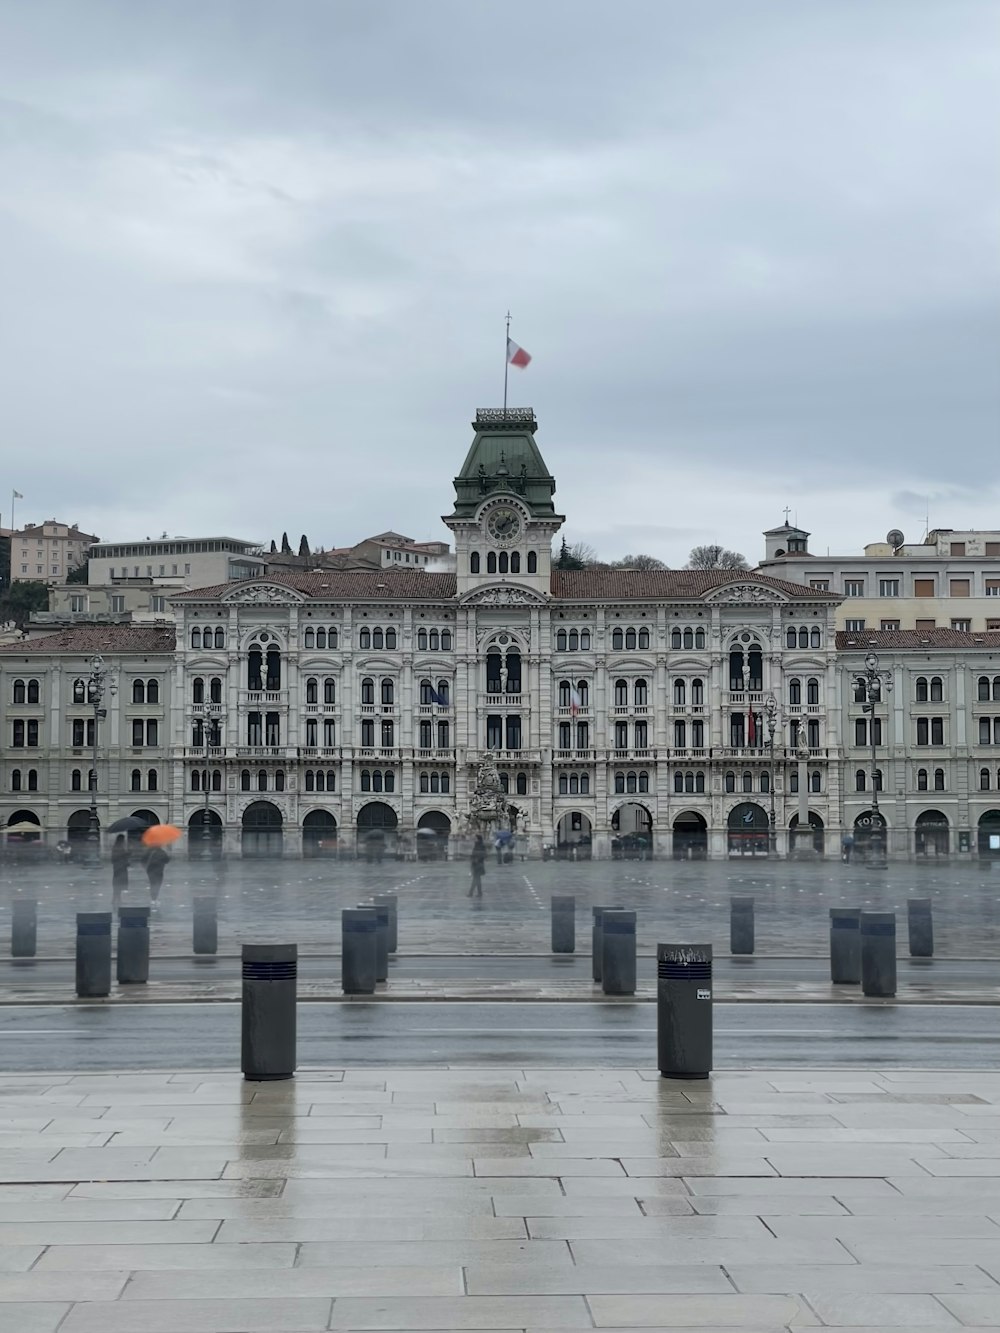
left=139, top=825, right=182, bottom=907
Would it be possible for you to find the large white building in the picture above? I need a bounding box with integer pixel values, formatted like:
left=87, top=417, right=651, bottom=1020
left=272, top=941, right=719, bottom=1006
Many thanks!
left=1, top=408, right=997, bottom=862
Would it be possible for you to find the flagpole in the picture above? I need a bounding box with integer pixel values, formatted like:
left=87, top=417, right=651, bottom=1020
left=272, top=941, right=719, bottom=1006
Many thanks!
left=10, top=491, right=15, bottom=533
left=503, top=311, right=511, bottom=413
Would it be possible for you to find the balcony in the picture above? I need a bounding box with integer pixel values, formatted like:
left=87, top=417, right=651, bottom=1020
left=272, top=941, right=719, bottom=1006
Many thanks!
left=355, top=747, right=403, bottom=761
left=414, top=748, right=457, bottom=762
left=479, top=692, right=524, bottom=708
left=606, top=748, right=655, bottom=762
left=467, top=749, right=542, bottom=765
left=234, top=746, right=297, bottom=760
left=243, top=690, right=287, bottom=707
left=554, top=749, right=597, bottom=762
left=728, top=691, right=765, bottom=705
left=183, top=746, right=226, bottom=759
left=556, top=706, right=591, bottom=717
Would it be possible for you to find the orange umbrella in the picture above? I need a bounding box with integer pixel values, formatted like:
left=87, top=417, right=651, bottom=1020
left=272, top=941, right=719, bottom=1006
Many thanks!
left=141, top=824, right=182, bottom=847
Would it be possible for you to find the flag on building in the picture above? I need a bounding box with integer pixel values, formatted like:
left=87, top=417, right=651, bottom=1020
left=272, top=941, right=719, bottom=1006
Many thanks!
left=569, top=686, right=583, bottom=718
left=506, top=338, right=531, bottom=369
left=428, top=685, right=449, bottom=707
left=12, top=490, right=22, bottom=500
left=747, top=706, right=757, bottom=747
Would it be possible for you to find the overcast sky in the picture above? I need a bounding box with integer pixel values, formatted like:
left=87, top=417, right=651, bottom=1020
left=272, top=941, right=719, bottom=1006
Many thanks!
left=0, top=0, right=997, bottom=568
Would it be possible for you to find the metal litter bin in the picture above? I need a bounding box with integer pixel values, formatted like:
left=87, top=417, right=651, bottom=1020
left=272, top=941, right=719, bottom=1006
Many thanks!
left=342, top=908, right=377, bottom=994
left=551, top=895, right=575, bottom=953
left=241, top=944, right=297, bottom=1081
left=601, top=910, right=636, bottom=995
left=193, top=896, right=218, bottom=956
left=11, top=897, right=36, bottom=958
left=76, top=912, right=112, bottom=998
left=116, top=904, right=150, bottom=984
left=592, top=905, right=611, bottom=983
left=860, top=911, right=896, bottom=998
left=829, top=907, right=861, bottom=984
left=375, top=893, right=398, bottom=954
left=907, top=898, right=933, bottom=958
left=730, top=896, right=754, bottom=955
left=657, top=943, right=712, bottom=1079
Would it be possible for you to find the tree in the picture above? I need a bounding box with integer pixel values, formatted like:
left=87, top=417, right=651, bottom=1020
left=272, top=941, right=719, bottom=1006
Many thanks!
left=66, top=559, right=89, bottom=585
left=686, top=544, right=749, bottom=571
left=0, top=580, right=49, bottom=628
left=556, top=538, right=599, bottom=570
left=298, top=534, right=311, bottom=559
left=269, top=539, right=277, bottom=554
left=609, top=554, right=668, bottom=570
left=280, top=532, right=291, bottom=554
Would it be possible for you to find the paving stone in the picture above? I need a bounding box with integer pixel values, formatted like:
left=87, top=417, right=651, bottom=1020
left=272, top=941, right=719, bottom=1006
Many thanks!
left=59, top=1298, right=334, bottom=1332
left=122, top=1265, right=462, bottom=1299
left=35, top=1242, right=298, bottom=1271
left=586, top=1293, right=812, bottom=1326
left=0, top=1304, right=71, bottom=1333
left=803, top=1292, right=963, bottom=1326
left=327, top=1295, right=591, bottom=1327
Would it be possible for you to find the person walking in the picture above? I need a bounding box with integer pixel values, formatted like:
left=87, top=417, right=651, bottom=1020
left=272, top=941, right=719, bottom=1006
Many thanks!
left=842, top=832, right=854, bottom=863
left=469, top=835, right=485, bottom=898
left=144, top=846, right=169, bottom=906
left=110, top=835, right=129, bottom=905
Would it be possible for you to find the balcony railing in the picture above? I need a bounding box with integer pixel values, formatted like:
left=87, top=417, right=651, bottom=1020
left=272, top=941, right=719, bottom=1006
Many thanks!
left=554, top=749, right=598, bottom=762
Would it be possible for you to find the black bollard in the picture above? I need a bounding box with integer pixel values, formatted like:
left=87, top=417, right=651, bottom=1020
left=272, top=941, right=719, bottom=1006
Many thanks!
left=241, top=944, right=297, bottom=1081
left=551, top=895, right=575, bottom=953
left=657, top=943, right=713, bottom=1079
left=342, top=908, right=377, bottom=994
left=730, top=895, right=755, bottom=956
left=829, top=907, right=862, bottom=984
left=908, top=898, right=934, bottom=958
left=193, top=896, right=218, bottom=956
left=11, top=897, right=37, bottom=958
left=592, top=906, right=611, bottom=983
left=359, top=902, right=389, bottom=983
left=861, top=911, right=897, bottom=998
left=116, top=904, right=150, bottom=985
left=601, top=909, right=636, bottom=995
left=374, top=894, right=398, bottom=955
left=76, top=912, right=112, bottom=998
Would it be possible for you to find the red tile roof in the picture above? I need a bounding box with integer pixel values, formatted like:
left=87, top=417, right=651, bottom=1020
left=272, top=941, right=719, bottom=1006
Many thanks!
left=172, top=571, right=458, bottom=601
left=837, top=630, right=1000, bottom=651
left=551, top=569, right=839, bottom=601
left=0, top=626, right=176, bottom=655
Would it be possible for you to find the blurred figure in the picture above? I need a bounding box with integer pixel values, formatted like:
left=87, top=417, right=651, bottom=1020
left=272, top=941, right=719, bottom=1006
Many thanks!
left=55, top=839, right=72, bottom=866
left=111, top=835, right=129, bottom=904
left=842, top=832, right=854, bottom=863
left=469, top=835, right=485, bottom=898
left=144, top=845, right=169, bottom=905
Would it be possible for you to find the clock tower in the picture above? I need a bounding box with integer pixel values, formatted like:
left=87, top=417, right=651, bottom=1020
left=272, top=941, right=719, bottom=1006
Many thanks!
left=443, top=407, right=564, bottom=599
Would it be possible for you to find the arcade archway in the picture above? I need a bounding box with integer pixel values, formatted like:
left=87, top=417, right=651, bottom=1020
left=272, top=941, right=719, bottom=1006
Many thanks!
left=187, top=809, right=223, bottom=858
left=727, top=802, right=769, bottom=857
left=555, top=812, right=592, bottom=859
left=854, top=809, right=887, bottom=860
left=790, top=811, right=825, bottom=855
left=357, top=801, right=398, bottom=861
left=241, top=801, right=283, bottom=858
left=978, top=810, right=1000, bottom=858
left=302, top=810, right=337, bottom=858
left=915, top=810, right=949, bottom=857
left=67, top=809, right=96, bottom=846
left=611, top=803, right=652, bottom=859
left=417, top=810, right=450, bottom=861
left=673, top=811, right=707, bottom=860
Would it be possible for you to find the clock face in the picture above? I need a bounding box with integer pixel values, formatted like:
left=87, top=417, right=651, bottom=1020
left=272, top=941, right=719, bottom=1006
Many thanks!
left=486, top=507, right=522, bottom=545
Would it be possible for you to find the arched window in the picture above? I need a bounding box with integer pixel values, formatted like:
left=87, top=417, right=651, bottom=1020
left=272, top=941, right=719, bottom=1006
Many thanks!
left=487, top=552, right=497, bottom=574
left=983, top=768, right=993, bottom=790
left=786, top=628, right=797, bottom=649
left=933, top=767, right=945, bottom=791
left=806, top=678, right=819, bottom=705
left=144, top=678, right=158, bottom=704
left=200, top=628, right=211, bottom=648
left=994, top=676, right=1000, bottom=702
left=384, top=771, right=395, bottom=793
left=612, top=628, right=623, bottom=650
left=305, top=770, right=315, bottom=792
left=798, top=628, right=809, bottom=648
left=359, top=628, right=371, bottom=649
left=326, top=769, right=336, bottom=790
left=417, top=629, right=428, bottom=650
left=558, top=773, right=568, bottom=795
left=760, top=771, right=770, bottom=793
left=695, top=772, right=706, bottom=794
left=626, top=771, right=637, bottom=793
left=304, top=628, right=315, bottom=648
left=558, top=680, right=571, bottom=707
left=917, top=768, right=928, bottom=790
left=527, top=551, right=537, bottom=574
left=499, top=771, right=509, bottom=793
left=671, top=630, right=681, bottom=649
left=190, top=628, right=200, bottom=649
left=208, top=677, right=221, bottom=704
left=10, top=769, right=21, bottom=792
left=386, top=628, right=397, bottom=651
left=131, top=769, right=142, bottom=791
left=316, top=629, right=326, bottom=650
left=556, top=630, right=567, bottom=652
left=257, top=770, right=267, bottom=791
left=361, top=678, right=374, bottom=705
left=579, top=774, right=588, bottom=794
left=691, top=678, right=704, bottom=705
left=695, top=629, right=706, bottom=648
left=580, top=629, right=591, bottom=650
left=441, top=629, right=452, bottom=651
left=683, top=628, right=693, bottom=649
left=26, top=769, right=37, bottom=791
left=73, top=679, right=86, bottom=703
left=191, top=769, right=201, bottom=792
left=724, top=771, right=735, bottom=792
left=614, top=772, right=625, bottom=794
left=916, top=676, right=928, bottom=701
left=192, top=677, right=204, bottom=704
left=979, top=675, right=990, bottom=701
left=742, top=771, right=753, bottom=793
left=498, top=553, right=508, bottom=574
left=420, top=679, right=434, bottom=705
left=788, top=678, right=801, bottom=705
left=809, top=770, right=821, bottom=792
left=71, top=769, right=82, bottom=791
left=318, top=677, right=333, bottom=705
left=275, top=770, right=285, bottom=792
left=510, top=552, right=521, bottom=573
left=625, top=628, right=637, bottom=650
left=430, top=773, right=440, bottom=794
left=567, top=629, right=579, bottom=651
left=381, top=678, right=394, bottom=706
left=673, top=679, right=686, bottom=706
left=634, top=678, right=648, bottom=706
left=420, top=772, right=429, bottom=793
left=614, top=679, right=628, bottom=707
left=361, top=770, right=371, bottom=792
left=674, top=772, right=683, bottom=793
left=208, top=769, right=219, bottom=791
left=810, top=628, right=821, bottom=647
left=371, top=628, right=383, bottom=650
left=132, top=679, right=145, bottom=704
left=638, top=628, right=650, bottom=649
left=240, top=770, right=251, bottom=791
left=428, top=629, right=439, bottom=651
left=684, top=772, right=694, bottom=793
left=12, top=680, right=24, bottom=704
left=214, top=627, right=225, bottom=648
left=470, top=552, right=481, bottom=574
left=790, top=769, right=799, bottom=793
left=516, top=772, right=527, bottom=795
left=874, top=769, right=883, bottom=791
left=306, top=678, right=318, bottom=704
left=638, top=770, right=649, bottom=792
left=930, top=677, right=943, bottom=702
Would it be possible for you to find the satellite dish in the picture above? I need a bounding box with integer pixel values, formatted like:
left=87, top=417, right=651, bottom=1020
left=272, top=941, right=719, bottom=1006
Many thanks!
left=886, top=529, right=905, bottom=550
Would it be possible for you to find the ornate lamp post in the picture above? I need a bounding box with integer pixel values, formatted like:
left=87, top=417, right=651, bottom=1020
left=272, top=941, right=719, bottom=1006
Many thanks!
left=85, top=655, right=117, bottom=867
left=763, top=694, right=779, bottom=857
left=201, top=701, right=223, bottom=855
left=855, top=650, right=893, bottom=867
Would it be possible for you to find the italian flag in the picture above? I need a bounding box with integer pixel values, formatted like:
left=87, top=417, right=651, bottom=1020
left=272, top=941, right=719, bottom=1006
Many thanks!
left=507, top=338, right=531, bottom=369
left=570, top=687, right=583, bottom=717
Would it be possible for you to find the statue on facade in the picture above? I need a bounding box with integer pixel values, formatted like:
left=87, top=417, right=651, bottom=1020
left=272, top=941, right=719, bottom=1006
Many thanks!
left=467, top=753, right=510, bottom=835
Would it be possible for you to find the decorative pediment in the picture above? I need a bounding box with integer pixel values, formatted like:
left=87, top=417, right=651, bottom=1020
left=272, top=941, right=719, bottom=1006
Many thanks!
left=705, top=583, right=787, bottom=605
left=221, top=583, right=306, bottom=606
left=461, top=585, right=548, bottom=608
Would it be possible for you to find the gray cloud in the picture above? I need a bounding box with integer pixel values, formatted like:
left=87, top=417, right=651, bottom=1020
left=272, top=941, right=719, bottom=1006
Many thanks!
left=0, top=0, right=996, bottom=567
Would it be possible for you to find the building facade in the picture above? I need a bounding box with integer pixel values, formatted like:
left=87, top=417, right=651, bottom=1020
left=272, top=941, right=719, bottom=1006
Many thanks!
left=86, top=537, right=265, bottom=589
left=11, top=521, right=98, bottom=585
left=2, top=410, right=997, bottom=862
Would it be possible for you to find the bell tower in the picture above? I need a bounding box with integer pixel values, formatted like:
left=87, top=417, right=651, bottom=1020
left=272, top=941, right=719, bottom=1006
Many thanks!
left=443, top=407, right=564, bottom=598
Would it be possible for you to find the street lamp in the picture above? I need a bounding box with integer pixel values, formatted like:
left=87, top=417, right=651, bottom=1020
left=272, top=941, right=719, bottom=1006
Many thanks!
left=855, top=650, right=893, bottom=867
left=764, top=694, right=779, bottom=857
left=201, top=701, right=223, bottom=857
left=85, top=655, right=117, bottom=867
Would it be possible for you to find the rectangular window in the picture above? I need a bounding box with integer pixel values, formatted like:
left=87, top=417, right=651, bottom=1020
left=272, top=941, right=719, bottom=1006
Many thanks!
left=986, top=580, right=1000, bottom=596
left=146, top=719, right=158, bottom=747
left=844, top=619, right=866, bottom=632
left=986, top=542, right=1000, bottom=557
left=634, top=720, right=648, bottom=749
left=673, top=719, right=686, bottom=747
left=913, top=579, right=935, bottom=597
left=808, top=579, right=830, bottom=591
left=361, top=719, right=375, bottom=747
left=989, top=620, right=1000, bottom=632
left=132, top=720, right=144, bottom=747
left=72, top=719, right=84, bottom=748
left=915, top=619, right=936, bottom=632
left=558, top=722, right=571, bottom=750
left=844, top=580, right=865, bottom=597
left=879, top=579, right=900, bottom=597
left=150, top=596, right=166, bottom=613
left=110, top=595, right=125, bottom=613
left=951, top=619, right=971, bottom=632
left=950, top=579, right=971, bottom=598
left=247, top=712, right=262, bottom=746
left=486, top=715, right=503, bottom=749
left=931, top=717, right=944, bottom=745
left=70, top=595, right=87, bottom=613
left=614, top=721, right=628, bottom=750
left=418, top=720, right=432, bottom=749
left=951, top=542, right=966, bottom=556
left=880, top=620, right=900, bottom=631
left=265, top=713, right=280, bottom=746
left=505, top=716, right=521, bottom=750
left=437, top=720, right=450, bottom=748
left=323, top=719, right=336, bottom=746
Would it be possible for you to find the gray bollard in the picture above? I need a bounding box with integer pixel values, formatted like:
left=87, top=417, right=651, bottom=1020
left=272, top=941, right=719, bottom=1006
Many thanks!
left=342, top=908, right=377, bottom=995
left=76, top=912, right=112, bottom=998
left=829, top=907, right=862, bottom=984
left=116, top=904, right=150, bottom=985
left=359, top=902, right=389, bottom=983
left=241, top=944, right=297, bottom=1081
left=374, top=894, right=398, bottom=955
left=730, top=895, right=755, bottom=956
left=11, top=897, right=37, bottom=958
left=907, top=898, right=934, bottom=958
left=601, top=909, right=636, bottom=995
left=551, top=895, right=575, bottom=953
left=657, top=943, right=713, bottom=1080
left=861, top=911, right=897, bottom=998
left=592, top=905, right=611, bottom=983
left=193, top=896, right=218, bottom=956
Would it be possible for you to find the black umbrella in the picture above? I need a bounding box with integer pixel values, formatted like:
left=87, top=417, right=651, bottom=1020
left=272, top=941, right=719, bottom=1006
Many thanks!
left=107, top=815, right=151, bottom=834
